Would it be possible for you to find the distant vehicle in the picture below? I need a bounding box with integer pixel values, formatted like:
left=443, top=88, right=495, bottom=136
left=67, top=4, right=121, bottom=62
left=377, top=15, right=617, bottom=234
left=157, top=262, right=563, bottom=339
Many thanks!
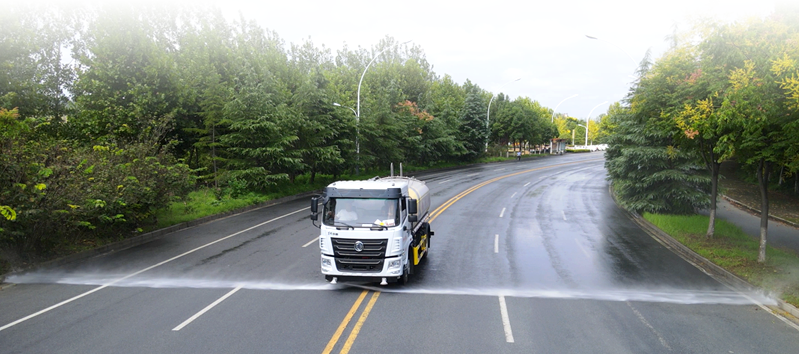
left=310, top=174, right=432, bottom=285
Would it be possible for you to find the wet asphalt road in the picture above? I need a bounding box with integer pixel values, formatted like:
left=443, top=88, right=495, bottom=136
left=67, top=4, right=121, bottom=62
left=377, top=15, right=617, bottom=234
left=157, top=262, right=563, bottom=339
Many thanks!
left=1, top=153, right=798, bottom=353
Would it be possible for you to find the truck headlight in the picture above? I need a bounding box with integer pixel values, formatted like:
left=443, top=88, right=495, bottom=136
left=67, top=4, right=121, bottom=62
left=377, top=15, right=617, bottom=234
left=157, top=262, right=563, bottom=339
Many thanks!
left=388, top=259, right=401, bottom=269
left=322, top=258, right=332, bottom=270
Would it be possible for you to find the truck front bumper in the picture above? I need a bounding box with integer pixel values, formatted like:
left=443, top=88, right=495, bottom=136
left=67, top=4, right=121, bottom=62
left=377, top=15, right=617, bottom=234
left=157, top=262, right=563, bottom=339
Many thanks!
left=321, top=254, right=403, bottom=280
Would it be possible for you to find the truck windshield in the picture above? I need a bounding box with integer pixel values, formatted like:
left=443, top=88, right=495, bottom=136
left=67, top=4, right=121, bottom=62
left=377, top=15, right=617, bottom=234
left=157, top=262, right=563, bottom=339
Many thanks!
left=323, top=198, right=400, bottom=227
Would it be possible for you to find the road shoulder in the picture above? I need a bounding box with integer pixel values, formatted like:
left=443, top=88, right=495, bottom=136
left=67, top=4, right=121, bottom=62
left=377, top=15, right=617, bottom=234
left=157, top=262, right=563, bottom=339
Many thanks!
left=610, top=185, right=799, bottom=326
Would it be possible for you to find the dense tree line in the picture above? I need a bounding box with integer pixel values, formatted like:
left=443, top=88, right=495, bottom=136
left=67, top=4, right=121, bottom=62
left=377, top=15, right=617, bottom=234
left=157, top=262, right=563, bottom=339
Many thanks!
left=0, top=4, right=558, bottom=260
left=605, top=6, right=799, bottom=262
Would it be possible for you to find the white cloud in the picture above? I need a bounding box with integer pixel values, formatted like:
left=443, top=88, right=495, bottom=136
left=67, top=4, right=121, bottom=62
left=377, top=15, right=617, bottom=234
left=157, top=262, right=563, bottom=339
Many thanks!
left=217, top=0, right=319, bottom=18
left=419, top=0, right=504, bottom=10
left=577, top=0, right=774, bottom=61
left=503, top=19, right=582, bottom=49
left=331, top=0, right=410, bottom=25
left=319, top=19, right=582, bottom=65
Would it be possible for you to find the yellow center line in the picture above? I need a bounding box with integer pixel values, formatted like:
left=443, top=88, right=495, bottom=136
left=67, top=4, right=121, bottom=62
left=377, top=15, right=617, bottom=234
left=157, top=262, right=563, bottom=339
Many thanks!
left=322, top=158, right=603, bottom=353
left=340, top=291, right=381, bottom=354
left=429, top=159, right=602, bottom=223
left=322, top=290, right=369, bottom=354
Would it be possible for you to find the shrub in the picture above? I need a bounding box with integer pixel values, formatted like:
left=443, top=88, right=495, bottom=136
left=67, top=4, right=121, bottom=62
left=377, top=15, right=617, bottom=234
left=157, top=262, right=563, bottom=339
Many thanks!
left=0, top=111, right=194, bottom=257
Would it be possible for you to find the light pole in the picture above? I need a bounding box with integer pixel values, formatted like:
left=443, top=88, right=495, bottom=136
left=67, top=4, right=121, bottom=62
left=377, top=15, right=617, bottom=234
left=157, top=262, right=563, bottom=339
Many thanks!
left=584, top=101, right=608, bottom=147
left=333, top=102, right=356, bottom=116
left=339, top=40, right=411, bottom=175
left=585, top=35, right=638, bottom=67
left=486, top=77, right=521, bottom=151
left=550, top=93, right=578, bottom=154
left=576, top=124, right=586, bottom=147
left=551, top=94, right=578, bottom=123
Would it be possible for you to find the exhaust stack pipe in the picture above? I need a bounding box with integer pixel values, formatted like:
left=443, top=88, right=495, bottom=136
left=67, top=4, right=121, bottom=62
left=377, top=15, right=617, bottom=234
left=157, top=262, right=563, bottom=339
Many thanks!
left=400, top=163, right=403, bottom=177
left=391, top=163, right=394, bottom=177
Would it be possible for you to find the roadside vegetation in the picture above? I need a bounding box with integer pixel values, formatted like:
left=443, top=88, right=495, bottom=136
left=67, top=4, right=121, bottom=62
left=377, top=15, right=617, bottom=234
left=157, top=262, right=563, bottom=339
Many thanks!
left=605, top=6, right=799, bottom=263
left=644, top=213, right=799, bottom=306
left=151, top=153, right=549, bottom=230
left=0, top=3, right=582, bottom=271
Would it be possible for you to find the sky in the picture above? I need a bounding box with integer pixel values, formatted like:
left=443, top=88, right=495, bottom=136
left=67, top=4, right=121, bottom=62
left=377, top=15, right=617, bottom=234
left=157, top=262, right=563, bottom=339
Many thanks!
left=27, top=0, right=785, bottom=122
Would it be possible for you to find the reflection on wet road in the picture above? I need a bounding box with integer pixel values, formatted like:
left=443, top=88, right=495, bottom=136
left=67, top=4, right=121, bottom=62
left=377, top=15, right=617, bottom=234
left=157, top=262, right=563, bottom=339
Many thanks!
left=3, top=154, right=797, bottom=354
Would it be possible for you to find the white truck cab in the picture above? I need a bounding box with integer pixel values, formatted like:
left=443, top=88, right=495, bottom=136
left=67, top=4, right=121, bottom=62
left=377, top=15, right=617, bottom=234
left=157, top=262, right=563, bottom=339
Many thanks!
left=310, top=176, right=432, bottom=285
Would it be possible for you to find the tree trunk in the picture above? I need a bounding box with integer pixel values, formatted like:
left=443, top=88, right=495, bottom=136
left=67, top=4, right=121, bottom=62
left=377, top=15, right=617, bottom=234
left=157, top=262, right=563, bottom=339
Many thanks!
left=778, top=165, right=784, bottom=186
left=212, top=123, right=218, bottom=189
left=310, top=170, right=316, bottom=184
left=756, top=159, right=769, bottom=263
left=706, top=161, right=720, bottom=238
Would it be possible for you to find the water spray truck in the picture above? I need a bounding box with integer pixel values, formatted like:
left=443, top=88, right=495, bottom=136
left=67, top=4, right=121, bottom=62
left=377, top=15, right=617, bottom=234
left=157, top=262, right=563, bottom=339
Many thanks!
left=310, top=165, right=432, bottom=285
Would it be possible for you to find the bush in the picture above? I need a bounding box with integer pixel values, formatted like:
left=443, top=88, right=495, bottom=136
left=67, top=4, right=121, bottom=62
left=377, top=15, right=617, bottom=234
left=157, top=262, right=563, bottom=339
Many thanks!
left=0, top=111, right=194, bottom=258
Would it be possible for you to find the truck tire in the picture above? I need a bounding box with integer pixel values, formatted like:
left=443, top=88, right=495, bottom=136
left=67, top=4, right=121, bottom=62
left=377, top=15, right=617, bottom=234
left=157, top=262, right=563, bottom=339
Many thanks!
left=398, top=247, right=413, bottom=285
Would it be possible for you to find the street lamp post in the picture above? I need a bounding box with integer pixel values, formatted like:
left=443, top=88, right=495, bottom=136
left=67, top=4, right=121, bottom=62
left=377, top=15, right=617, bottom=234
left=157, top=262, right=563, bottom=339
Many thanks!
left=550, top=93, right=578, bottom=155
left=333, top=102, right=356, bottom=116
left=337, top=40, right=411, bottom=175
left=584, top=101, right=608, bottom=148
left=551, top=94, right=578, bottom=123
left=486, top=77, right=522, bottom=151
left=576, top=124, right=586, bottom=147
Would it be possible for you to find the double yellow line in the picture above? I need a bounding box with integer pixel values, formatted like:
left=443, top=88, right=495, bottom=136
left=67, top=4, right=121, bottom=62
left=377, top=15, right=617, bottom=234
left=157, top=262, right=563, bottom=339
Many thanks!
left=322, top=290, right=380, bottom=354
left=322, top=159, right=603, bottom=353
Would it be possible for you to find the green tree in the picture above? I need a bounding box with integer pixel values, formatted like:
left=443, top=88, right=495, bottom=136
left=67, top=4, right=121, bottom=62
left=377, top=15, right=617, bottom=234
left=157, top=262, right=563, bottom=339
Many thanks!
left=605, top=51, right=710, bottom=214
left=288, top=39, right=346, bottom=182
left=705, top=18, right=798, bottom=262
left=0, top=0, right=33, bottom=112
left=458, top=82, right=488, bottom=161
left=219, top=68, right=297, bottom=190
left=71, top=4, right=182, bottom=142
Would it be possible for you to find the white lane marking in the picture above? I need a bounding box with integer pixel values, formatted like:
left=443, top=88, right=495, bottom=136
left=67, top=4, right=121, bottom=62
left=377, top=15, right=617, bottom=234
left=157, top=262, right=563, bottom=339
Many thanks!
left=0, top=207, right=310, bottom=333
left=562, top=211, right=567, bottom=221
left=632, top=214, right=799, bottom=332
left=438, top=179, right=452, bottom=184
left=498, top=296, right=515, bottom=343
left=575, top=239, right=590, bottom=258
left=494, top=234, right=499, bottom=253
left=494, top=168, right=506, bottom=171
left=302, top=236, right=320, bottom=248
left=173, top=287, right=242, bottom=331
left=523, top=182, right=530, bottom=187
left=626, top=301, right=671, bottom=350
left=466, top=173, right=480, bottom=177
left=510, top=192, right=517, bottom=199
left=499, top=208, right=506, bottom=218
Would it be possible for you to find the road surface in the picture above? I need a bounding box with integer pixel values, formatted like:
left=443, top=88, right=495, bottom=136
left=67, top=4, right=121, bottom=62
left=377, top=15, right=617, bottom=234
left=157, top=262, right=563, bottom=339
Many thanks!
left=2, top=153, right=797, bottom=353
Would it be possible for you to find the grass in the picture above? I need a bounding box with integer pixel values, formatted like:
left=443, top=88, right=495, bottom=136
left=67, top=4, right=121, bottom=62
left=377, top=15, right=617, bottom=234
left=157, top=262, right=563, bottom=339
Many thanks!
left=643, top=213, right=799, bottom=306
left=151, top=154, right=553, bottom=231
left=0, top=155, right=557, bottom=274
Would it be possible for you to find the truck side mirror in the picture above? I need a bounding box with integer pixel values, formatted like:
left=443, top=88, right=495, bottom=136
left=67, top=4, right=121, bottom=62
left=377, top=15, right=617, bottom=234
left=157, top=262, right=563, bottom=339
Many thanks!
left=311, top=196, right=319, bottom=214
left=408, top=199, right=418, bottom=215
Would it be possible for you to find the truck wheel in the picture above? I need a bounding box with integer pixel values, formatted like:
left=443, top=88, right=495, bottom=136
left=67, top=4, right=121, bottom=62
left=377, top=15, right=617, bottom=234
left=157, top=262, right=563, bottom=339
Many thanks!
left=398, top=248, right=413, bottom=285
left=398, top=263, right=409, bottom=285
